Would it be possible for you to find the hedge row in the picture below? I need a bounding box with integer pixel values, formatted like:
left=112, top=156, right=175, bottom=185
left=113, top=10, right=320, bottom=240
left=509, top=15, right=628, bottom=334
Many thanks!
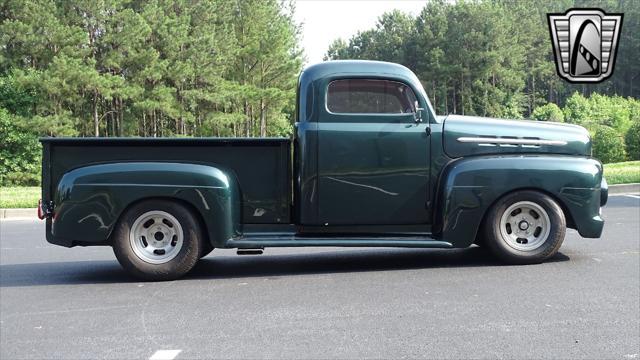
left=0, top=109, right=41, bottom=186
left=533, top=93, right=640, bottom=163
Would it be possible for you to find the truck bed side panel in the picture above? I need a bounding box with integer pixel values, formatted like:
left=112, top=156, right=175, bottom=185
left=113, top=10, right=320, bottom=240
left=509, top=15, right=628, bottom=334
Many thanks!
left=42, top=138, right=291, bottom=225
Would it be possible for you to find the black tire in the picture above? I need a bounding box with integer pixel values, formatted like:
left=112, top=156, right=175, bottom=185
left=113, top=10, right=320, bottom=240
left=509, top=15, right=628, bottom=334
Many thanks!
left=112, top=199, right=202, bottom=281
left=483, top=190, right=566, bottom=264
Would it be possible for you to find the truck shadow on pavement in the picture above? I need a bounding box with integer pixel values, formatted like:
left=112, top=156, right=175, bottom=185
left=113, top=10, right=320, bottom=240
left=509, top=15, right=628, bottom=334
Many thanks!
left=0, top=246, right=569, bottom=287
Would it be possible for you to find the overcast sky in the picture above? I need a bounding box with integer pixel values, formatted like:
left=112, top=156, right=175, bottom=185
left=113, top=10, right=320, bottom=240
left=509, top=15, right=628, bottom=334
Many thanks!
left=294, top=0, right=427, bottom=65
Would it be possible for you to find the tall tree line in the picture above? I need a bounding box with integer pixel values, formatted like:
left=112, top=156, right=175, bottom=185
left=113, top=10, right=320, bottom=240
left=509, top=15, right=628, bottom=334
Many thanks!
left=0, top=0, right=303, bottom=138
left=325, top=0, right=639, bottom=118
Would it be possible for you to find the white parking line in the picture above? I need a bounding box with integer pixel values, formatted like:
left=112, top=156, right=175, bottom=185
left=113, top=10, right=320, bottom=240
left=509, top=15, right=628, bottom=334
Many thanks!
left=150, top=350, right=182, bottom=360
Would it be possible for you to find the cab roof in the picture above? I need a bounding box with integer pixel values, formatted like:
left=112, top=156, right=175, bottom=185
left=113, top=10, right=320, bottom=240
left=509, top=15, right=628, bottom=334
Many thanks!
left=296, top=60, right=434, bottom=123
left=301, top=60, right=419, bottom=83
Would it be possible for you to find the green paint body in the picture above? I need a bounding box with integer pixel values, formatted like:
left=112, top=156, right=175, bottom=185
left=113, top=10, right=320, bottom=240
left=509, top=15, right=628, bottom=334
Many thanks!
left=40, top=60, right=606, bottom=250
left=48, top=162, right=240, bottom=248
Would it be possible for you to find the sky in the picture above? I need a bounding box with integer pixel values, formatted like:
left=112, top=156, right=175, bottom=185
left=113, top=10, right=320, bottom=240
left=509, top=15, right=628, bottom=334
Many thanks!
left=294, top=0, right=427, bottom=65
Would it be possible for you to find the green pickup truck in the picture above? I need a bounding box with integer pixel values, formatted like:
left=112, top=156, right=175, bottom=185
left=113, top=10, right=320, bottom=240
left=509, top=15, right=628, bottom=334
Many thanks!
left=39, top=60, right=608, bottom=280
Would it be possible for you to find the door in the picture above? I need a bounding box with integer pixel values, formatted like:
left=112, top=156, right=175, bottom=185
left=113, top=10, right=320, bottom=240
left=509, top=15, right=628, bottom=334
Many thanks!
left=317, top=78, right=430, bottom=225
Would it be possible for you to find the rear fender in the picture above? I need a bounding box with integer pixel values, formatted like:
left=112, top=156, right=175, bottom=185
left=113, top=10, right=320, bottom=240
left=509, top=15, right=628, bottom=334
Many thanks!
left=434, top=155, right=604, bottom=247
left=49, top=162, right=241, bottom=248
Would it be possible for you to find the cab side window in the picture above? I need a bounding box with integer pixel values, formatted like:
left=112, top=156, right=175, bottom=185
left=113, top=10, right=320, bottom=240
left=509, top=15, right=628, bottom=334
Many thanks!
left=327, top=79, right=417, bottom=114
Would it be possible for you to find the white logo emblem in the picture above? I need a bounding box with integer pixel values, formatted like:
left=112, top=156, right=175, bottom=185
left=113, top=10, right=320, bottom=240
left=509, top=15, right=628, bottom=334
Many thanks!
left=548, top=8, right=623, bottom=83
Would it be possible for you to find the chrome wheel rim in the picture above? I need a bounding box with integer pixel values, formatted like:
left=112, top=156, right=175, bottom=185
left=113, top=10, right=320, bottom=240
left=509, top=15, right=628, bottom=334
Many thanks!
left=499, top=201, right=550, bottom=252
left=129, top=210, right=184, bottom=264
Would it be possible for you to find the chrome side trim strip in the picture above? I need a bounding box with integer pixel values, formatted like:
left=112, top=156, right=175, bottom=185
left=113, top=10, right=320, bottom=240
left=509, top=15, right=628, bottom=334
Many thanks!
left=456, top=137, right=568, bottom=146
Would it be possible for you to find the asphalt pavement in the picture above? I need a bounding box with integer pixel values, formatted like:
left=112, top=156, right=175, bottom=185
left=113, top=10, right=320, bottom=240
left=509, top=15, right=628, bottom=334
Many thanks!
left=1, top=195, right=639, bottom=359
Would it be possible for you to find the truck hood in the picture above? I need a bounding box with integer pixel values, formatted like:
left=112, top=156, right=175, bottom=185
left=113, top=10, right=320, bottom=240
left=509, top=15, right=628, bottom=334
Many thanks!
left=440, top=115, right=591, bottom=158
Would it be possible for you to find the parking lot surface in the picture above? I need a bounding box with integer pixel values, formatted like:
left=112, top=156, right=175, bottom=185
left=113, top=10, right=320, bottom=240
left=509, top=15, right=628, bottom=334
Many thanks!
left=1, top=195, right=639, bottom=359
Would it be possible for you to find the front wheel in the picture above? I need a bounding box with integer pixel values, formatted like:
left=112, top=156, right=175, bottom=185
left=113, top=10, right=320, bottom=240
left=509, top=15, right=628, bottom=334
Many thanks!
left=112, top=200, right=202, bottom=281
left=483, top=190, right=566, bottom=264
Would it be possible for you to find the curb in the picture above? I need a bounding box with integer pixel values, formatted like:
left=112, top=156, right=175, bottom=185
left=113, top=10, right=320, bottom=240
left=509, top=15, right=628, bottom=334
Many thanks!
left=0, top=208, right=37, bottom=219
left=1, top=183, right=639, bottom=220
left=608, top=183, right=640, bottom=195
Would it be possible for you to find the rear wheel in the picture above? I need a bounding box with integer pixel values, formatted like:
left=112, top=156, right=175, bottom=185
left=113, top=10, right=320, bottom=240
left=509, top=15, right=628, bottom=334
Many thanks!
left=483, top=190, right=566, bottom=264
left=112, top=199, right=202, bottom=281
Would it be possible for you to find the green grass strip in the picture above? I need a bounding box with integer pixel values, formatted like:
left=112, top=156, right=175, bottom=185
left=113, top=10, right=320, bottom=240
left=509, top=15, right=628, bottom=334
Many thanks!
left=0, top=187, right=40, bottom=208
left=604, top=161, right=640, bottom=185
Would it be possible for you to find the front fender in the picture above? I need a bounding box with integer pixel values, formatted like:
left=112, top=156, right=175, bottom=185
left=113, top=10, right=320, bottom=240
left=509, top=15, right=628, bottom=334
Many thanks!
left=49, top=162, right=241, bottom=248
left=434, top=155, right=604, bottom=247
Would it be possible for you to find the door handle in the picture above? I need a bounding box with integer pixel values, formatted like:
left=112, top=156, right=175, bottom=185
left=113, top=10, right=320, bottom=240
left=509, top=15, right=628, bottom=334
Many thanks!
left=425, top=127, right=431, bottom=136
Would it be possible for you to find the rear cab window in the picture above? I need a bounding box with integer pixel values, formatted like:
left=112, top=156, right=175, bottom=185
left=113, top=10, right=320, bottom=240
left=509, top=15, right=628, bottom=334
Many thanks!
left=326, top=79, right=417, bottom=115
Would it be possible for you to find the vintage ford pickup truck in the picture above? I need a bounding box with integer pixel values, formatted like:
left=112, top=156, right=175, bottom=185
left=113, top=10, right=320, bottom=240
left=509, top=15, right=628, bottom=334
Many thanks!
left=39, top=60, right=608, bottom=280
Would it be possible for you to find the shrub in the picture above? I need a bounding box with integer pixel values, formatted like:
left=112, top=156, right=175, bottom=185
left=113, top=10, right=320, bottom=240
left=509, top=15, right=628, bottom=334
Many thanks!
left=588, top=93, right=631, bottom=133
left=563, top=92, right=591, bottom=125
left=562, top=92, right=633, bottom=132
left=532, top=103, right=564, bottom=122
left=592, top=125, right=626, bottom=164
left=625, top=122, right=640, bottom=161
left=0, top=108, right=41, bottom=186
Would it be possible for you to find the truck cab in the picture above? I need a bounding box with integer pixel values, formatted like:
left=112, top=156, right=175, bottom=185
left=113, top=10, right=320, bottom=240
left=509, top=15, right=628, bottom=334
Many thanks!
left=295, top=61, right=435, bottom=227
left=40, top=60, right=608, bottom=281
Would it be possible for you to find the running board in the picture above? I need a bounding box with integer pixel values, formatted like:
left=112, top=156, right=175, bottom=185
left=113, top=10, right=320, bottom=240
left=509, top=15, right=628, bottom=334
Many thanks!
left=227, top=236, right=452, bottom=249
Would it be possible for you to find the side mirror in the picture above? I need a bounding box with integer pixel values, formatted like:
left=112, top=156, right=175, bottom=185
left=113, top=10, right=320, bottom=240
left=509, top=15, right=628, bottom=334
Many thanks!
left=414, top=100, right=424, bottom=123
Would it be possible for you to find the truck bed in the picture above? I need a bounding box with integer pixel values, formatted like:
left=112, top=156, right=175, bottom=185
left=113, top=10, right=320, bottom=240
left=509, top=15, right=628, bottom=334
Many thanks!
left=40, top=137, right=291, bottom=224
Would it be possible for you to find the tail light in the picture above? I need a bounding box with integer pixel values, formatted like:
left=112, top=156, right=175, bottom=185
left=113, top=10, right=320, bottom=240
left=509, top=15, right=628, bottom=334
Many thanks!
left=37, top=199, right=45, bottom=220
left=38, top=199, right=54, bottom=220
